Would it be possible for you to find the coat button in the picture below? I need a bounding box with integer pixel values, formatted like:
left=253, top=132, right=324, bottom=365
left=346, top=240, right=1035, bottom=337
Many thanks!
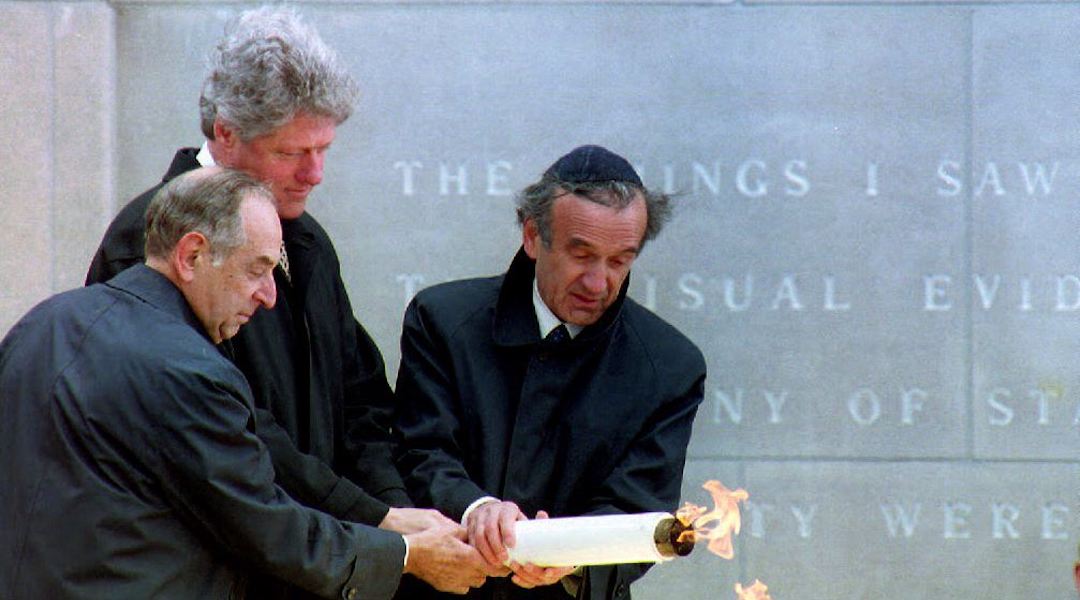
left=344, top=587, right=358, bottom=600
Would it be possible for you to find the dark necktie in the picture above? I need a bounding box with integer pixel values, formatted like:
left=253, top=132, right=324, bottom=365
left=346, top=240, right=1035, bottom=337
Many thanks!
left=544, top=324, right=570, bottom=345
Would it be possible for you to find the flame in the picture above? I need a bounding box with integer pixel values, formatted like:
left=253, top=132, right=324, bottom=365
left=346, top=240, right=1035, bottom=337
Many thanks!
left=734, top=579, right=772, bottom=600
left=675, top=479, right=749, bottom=559
left=675, top=480, right=769, bottom=597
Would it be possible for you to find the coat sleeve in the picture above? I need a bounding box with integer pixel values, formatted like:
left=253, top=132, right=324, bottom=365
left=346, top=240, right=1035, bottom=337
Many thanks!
left=216, top=323, right=398, bottom=528
left=583, top=371, right=704, bottom=516
left=140, top=364, right=406, bottom=600
left=255, top=406, right=395, bottom=526
left=340, top=308, right=413, bottom=508
left=393, top=297, right=490, bottom=521
left=578, top=359, right=705, bottom=600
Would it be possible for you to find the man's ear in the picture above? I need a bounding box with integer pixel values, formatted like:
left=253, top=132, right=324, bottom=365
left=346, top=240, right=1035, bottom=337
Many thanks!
left=522, top=219, right=540, bottom=260
left=213, top=118, right=239, bottom=152
left=173, top=231, right=209, bottom=283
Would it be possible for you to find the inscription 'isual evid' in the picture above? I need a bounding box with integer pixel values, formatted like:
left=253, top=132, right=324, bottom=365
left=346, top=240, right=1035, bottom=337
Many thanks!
left=392, top=159, right=1064, bottom=198
left=397, top=272, right=1080, bottom=318
left=923, top=274, right=1080, bottom=312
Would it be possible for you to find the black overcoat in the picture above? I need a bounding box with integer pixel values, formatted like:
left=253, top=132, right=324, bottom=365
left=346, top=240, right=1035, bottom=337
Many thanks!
left=86, top=149, right=408, bottom=529
left=395, top=249, right=706, bottom=600
left=0, top=265, right=405, bottom=599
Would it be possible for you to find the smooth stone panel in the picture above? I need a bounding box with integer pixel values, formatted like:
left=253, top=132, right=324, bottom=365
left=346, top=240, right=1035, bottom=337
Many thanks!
left=0, top=3, right=55, bottom=330
left=730, top=461, right=1079, bottom=600
left=971, top=8, right=1080, bottom=459
left=52, top=3, right=115, bottom=291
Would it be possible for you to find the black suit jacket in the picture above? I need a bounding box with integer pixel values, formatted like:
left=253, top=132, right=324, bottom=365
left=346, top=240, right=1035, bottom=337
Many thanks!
left=0, top=265, right=405, bottom=599
left=395, top=249, right=706, bottom=600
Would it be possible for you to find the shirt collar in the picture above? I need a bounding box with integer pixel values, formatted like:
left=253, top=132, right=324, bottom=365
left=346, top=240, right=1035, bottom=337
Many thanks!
left=196, top=142, right=215, bottom=167
left=532, top=278, right=582, bottom=339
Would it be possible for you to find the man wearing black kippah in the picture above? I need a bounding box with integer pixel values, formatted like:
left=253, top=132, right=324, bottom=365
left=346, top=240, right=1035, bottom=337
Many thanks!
left=394, top=146, right=706, bottom=600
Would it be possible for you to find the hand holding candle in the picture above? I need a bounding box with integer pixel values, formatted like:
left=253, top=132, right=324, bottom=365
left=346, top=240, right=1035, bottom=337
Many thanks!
left=465, top=500, right=521, bottom=571
left=506, top=510, right=578, bottom=588
left=464, top=481, right=775, bottom=598
left=465, top=501, right=575, bottom=588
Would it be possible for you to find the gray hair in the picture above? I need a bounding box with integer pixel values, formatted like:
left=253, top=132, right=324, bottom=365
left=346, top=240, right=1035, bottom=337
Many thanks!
left=515, top=174, right=672, bottom=249
left=199, top=6, right=359, bottom=141
left=145, top=168, right=274, bottom=264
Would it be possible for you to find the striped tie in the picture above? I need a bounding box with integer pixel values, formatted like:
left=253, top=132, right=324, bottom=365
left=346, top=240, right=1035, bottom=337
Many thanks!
left=278, top=241, right=292, bottom=285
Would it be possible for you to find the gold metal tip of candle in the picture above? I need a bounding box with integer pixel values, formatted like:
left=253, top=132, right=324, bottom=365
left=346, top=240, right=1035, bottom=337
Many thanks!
left=654, top=517, right=695, bottom=558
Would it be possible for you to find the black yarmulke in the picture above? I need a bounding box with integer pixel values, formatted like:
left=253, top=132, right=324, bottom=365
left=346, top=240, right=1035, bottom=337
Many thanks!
left=544, top=145, right=642, bottom=186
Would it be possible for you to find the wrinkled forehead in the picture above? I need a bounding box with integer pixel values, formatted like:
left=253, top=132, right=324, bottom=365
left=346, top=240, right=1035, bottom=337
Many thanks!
left=551, top=192, right=647, bottom=249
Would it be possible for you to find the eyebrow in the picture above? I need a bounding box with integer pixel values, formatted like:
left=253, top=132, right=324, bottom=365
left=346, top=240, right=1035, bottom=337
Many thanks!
left=567, top=237, right=640, bottom=256
left=280, top=141, right=333, bottom=152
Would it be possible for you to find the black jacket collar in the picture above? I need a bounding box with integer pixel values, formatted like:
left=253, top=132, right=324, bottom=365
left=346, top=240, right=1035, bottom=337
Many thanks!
left=105, top=263, right=214, bottom=345
left=162, top=147, right=201, bottom=183
left=492, top=247, right=629, bottom=348
left=281, top=214, right=317, bottom=249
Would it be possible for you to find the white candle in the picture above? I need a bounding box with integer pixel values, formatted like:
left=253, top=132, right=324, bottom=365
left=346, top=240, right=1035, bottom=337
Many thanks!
left=505, top=512, right=689, bottom=567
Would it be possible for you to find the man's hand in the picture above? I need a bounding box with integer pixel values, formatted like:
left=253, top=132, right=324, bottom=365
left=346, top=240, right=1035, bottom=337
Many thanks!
left=404, top=523, right=497, bottom=594
left=507, top=511, right=576, bottom=589
left=379, top=507, right=457, bottom=535
left=465, top=500, right=525, bottom=568
left=508, top=562, right=577, bottom=589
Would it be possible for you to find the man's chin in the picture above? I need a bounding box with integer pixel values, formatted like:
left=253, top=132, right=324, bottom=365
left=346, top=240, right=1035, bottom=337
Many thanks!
left=220, top=324, right=243, bottom=342
left=564, top=310, right=603, bottom=328
left=275, top=197, right=309, bottom=220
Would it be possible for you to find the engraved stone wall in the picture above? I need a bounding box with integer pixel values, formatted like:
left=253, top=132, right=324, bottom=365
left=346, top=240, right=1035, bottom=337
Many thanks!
left=3, top=1, right=1077, bottom=597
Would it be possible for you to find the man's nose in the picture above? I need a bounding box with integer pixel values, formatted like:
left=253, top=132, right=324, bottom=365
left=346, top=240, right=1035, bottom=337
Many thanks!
left=581, top=264, right=608, bottom=295
left=297, top=152, right=323, bottom=186
left=256, top=273, right=277, bottom=309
